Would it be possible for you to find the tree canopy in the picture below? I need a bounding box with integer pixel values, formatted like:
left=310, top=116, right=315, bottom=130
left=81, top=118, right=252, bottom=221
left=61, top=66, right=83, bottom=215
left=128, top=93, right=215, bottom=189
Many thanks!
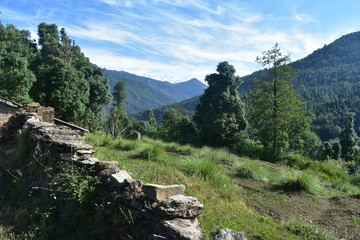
left=193, top=61, right=247, bottom=147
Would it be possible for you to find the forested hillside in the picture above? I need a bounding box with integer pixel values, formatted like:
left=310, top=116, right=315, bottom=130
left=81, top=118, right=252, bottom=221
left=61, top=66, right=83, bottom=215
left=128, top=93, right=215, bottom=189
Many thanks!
left=105, top=70, right=207, bottom=113
left=241, top=31, right=360, bottom=141
left=144, top=31, right=360, bottom=141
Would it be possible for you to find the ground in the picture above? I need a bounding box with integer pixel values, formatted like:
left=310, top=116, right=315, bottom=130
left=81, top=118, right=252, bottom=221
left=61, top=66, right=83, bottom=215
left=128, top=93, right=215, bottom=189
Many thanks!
left=238, top=179, right=360, bottom=239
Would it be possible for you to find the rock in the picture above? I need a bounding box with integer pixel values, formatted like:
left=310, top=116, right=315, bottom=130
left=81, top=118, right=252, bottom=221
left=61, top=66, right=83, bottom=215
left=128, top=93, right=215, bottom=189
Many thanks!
left=142, top=184, right=185, bottom=201
left=99, top=167, right=120, bottom=177
left=161, top=218, right=203, bottom=240
left=152, top=195, right=203, bottom=219
left=210, top=229, right=247, bottom=240
left=110, top=170, right=132, bottom=184
left=128, top=132, right=141, bottom=140
left=94, top=161, right=119, bottom=172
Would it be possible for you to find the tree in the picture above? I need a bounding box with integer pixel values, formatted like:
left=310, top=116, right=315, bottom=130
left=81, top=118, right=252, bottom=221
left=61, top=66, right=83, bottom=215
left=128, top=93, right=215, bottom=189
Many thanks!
left=161, top=108, right=197, bottom=144
left=340, top=113, right=358, bottom=160
left=31, top=23, right=111, bottom=129
left=193, top=61, right=247, bottom=147
left=249, top=44, right=313, bottom=161
left=106, top=81, right=129, bottom=137
left=0, top=23, right=37, bottom=103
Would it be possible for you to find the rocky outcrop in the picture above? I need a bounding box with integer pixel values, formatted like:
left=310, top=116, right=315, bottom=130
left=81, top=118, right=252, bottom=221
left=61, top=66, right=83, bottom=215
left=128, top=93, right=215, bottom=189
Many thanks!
left=1, top=112, right=203, bottom=240
left=210, top=229, right=247, bottom=240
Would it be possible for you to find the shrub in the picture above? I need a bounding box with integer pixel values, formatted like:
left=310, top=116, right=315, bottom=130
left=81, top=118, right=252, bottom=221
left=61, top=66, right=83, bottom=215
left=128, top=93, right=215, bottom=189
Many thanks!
left=139, top=144, right=164, bottom=160
left=280, top=152, right=311, bottom=170
left=309, top=159, right=349, bottom=181
left=280, top=172, right=318, bottom=193
left=113, top=138, right=138, bottom=151
left=179, top=156, right=218, bottom=182
left=235, top=161, right=270, bottom=182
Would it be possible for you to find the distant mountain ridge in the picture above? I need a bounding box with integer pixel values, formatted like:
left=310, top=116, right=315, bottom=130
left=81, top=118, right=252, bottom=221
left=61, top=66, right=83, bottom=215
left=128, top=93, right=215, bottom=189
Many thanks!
left=104, top=70, right=207, bottom=113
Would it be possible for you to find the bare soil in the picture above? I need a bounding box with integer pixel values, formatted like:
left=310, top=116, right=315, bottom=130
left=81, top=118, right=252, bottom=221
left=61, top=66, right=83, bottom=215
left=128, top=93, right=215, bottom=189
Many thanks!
left=238, top=179, right=360, bottom=240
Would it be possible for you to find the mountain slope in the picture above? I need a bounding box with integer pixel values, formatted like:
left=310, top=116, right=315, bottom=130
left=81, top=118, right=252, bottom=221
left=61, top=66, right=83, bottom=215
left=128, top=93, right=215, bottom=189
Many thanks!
left=140, top=31, right=360, bottom=140
left=105, top=71, right=176, bottom=113
left=104, top=70, right=207, bottom=114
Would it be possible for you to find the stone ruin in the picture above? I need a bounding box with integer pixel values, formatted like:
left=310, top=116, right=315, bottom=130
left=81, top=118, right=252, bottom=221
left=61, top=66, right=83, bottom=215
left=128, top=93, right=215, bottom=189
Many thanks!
left=0, top=112, right=204, bottom=239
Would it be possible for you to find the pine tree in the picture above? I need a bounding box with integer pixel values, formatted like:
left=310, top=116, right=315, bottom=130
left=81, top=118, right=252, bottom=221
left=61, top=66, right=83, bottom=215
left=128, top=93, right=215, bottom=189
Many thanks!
left=249, top=44, right=313, bottom=161
left=193, top=61, right=247, bottom=147
left=340, top=114, right=357, bottom=161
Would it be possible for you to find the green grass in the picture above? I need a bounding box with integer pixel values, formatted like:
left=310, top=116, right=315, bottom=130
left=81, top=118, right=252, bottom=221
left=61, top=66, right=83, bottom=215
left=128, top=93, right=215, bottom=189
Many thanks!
left=86, top=133, right=360, bottom=239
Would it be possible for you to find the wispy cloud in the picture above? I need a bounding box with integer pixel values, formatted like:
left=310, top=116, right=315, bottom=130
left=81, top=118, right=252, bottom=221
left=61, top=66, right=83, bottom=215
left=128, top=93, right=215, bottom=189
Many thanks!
left=1, top=0, right=357, bottom=82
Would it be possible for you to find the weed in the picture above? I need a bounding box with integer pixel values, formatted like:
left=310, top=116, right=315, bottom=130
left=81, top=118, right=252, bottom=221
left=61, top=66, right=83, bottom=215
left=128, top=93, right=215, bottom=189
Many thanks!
left=283, top=219, right=338, bottom=240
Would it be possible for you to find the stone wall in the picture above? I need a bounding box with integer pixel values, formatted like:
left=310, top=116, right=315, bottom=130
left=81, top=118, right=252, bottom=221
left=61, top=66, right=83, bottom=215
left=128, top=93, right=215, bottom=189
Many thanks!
left=0, top=112, right=203, bottom=240
left=0, top=103, right=19, bottom=128
left=20, top=102, right=54, bottom=123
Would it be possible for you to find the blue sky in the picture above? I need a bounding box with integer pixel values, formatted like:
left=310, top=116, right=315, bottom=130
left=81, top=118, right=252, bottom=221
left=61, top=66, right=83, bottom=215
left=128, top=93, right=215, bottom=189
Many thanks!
left=1, top=0, right=360, bottom=83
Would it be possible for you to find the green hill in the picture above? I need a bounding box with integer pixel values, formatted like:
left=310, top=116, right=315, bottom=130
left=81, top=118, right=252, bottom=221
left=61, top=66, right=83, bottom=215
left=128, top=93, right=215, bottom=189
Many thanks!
left=104, top=70, right=207, bottom=114
left=144, top=31, right=360, bottom=141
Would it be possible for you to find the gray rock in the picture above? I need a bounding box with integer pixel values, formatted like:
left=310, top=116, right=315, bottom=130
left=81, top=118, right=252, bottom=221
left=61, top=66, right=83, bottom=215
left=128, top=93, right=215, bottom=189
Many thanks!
left=211, top=229, right=247, bottom=240
left=161, top=218, right=203, bottom=240
left=128, top=132, right=141, bottom=140
left=152, top=195, right=203, bottom=219
left=142, top=184, right=185, bottom=201
left=111, top=170, right=132, bottom=183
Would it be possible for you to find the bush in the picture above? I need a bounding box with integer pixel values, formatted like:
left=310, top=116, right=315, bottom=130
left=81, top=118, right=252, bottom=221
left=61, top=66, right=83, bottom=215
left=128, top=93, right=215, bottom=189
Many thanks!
left=179, top=156, right=218, bottom=181
left=139, top=144, right=164, bottom=160
left=280, top=153, right=311, bottom=170
left=113, top=138, right=138, bottom=151
left=309, top=159, right=349, bottom=181
left=280, top=172, right=319, bottom=193
left=233, top=138, right=263, bottom=159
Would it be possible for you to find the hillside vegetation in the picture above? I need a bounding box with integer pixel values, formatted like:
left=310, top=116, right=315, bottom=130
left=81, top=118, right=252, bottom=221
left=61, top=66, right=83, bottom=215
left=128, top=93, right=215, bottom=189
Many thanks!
left=84, top=133, right=359, bottom=240
left=139, top=31, right=360, bottom=141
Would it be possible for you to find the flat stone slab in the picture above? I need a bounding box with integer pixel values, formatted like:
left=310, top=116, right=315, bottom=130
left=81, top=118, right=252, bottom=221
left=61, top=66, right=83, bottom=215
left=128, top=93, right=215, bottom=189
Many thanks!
left=142, top=184, right=185, bottom=201
left=111, top=170, right=132, bottom=184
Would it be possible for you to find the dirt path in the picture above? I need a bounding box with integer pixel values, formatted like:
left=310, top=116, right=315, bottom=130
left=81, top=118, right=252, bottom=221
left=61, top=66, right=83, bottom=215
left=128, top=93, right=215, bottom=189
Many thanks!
left=238, top=179, right=360, bottom=239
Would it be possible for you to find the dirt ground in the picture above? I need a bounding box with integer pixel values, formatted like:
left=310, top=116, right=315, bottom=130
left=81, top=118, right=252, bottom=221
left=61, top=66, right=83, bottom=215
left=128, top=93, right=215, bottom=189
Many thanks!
left=238, top=179, right=360, bottom=240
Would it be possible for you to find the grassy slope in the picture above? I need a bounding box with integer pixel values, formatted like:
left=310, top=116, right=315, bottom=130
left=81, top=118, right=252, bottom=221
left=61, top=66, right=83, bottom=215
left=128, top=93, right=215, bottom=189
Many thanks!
left=86, top=133, right=360, bottom=240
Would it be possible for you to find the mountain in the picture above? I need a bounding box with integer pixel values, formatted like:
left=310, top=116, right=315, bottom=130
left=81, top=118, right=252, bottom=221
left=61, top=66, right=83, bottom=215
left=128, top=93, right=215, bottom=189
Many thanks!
left=139, top=31, right=360, bottom=140
left=104, top=70, right=207, bottom=113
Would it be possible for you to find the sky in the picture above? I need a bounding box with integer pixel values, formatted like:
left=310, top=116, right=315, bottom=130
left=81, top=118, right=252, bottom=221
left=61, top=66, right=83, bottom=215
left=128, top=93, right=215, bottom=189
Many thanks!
left=1, top=0, right=360, bottom=83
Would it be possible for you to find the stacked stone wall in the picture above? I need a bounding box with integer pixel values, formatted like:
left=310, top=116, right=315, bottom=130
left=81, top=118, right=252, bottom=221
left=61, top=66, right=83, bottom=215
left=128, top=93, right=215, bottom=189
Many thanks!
left=0, top=103, right=19, bottom=128
left=1, top=113, right=203, bottom=240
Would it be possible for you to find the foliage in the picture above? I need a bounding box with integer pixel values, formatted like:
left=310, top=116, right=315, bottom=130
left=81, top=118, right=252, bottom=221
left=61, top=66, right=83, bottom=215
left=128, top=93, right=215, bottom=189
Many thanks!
left=193, top=61, right=247, bottom=147
left=0, top=22, right=111, bottom=130
left=248, top=44, right=313, bottom=161
left=0, top=23, right=37, bottom=103
left=159, top=108, right=198, bottom=144
left=105, top=81, right=131, bottom=137
left=339, top=114, right=358, bottom=160
left=280, top=172, right=320, bottom=193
